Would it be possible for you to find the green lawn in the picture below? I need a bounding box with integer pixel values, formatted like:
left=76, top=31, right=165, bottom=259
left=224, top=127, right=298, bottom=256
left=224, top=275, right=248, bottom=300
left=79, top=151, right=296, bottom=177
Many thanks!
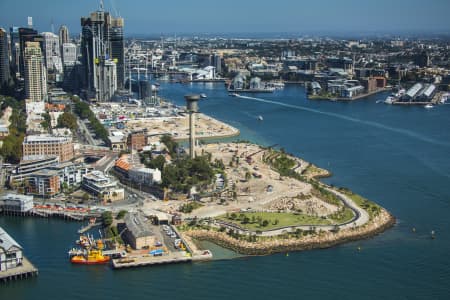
left=338, top=189, right=381, bottom=220
left=217, top=212, right=333, bottom=231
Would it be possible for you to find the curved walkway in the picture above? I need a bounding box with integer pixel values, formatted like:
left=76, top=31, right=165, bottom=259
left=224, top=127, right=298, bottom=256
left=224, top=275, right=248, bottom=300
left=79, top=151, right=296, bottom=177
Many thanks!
left=213, top=187, right=370, bottom=237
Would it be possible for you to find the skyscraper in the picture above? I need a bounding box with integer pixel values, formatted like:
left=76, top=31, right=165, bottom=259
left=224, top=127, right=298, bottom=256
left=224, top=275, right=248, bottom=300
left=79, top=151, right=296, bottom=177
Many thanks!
left=41, top=32, right=62, bottom=74
left=18, top=27, right=40, bottom=78
left=58, top=25, right=69, bottom=45
left=110, top=17, right=124, bottom=89
left=24, top=41, right=47, bottom=102
left=80, top=8, right=123, bottom=101
left=0, top=28, right=10, bottom=88
left=9, top=27, right=20, bottom=76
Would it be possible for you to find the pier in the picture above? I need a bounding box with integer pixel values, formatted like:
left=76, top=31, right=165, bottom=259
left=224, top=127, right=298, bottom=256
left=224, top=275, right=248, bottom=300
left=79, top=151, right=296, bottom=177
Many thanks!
left=112, top=252, right=192, bottom=269
left=0, top=257, right=38, bottom=283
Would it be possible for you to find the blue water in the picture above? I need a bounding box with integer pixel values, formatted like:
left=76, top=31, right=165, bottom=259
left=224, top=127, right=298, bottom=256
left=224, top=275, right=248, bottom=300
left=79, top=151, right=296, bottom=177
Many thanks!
left=2, top=83, right=450, bottom=299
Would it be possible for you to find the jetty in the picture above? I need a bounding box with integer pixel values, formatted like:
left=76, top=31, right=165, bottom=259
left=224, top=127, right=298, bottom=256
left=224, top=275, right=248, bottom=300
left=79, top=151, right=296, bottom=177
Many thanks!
left=0, top=257, right=38, bottom=283
left=1, top=226, right=38, bottom=283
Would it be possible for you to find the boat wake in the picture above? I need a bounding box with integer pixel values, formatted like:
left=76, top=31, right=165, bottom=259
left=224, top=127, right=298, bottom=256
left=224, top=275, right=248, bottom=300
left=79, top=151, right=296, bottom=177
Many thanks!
left=235, top=95, right=450, bottom=148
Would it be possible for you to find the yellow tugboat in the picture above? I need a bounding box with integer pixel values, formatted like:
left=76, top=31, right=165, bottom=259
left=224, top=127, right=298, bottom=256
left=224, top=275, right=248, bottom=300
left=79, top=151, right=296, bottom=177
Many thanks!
left=70, top=240, right=110, bottom=265
left=71, top=249, right=110, bottom=265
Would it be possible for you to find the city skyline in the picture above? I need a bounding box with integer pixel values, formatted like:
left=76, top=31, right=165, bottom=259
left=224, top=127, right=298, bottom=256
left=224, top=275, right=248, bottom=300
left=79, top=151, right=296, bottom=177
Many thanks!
left=1, top=0, right=450, bottom=36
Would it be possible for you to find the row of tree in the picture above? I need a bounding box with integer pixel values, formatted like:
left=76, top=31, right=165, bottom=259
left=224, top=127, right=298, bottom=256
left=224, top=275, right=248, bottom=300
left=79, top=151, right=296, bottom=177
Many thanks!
left=73, top=99, right=110, bottom=145
left=0, top=96, right=26, bottom=163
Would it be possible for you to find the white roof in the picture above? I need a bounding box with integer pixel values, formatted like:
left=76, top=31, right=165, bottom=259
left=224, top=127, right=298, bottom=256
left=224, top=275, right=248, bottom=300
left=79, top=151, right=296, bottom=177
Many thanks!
left=0, top=226, right=22, bottom=251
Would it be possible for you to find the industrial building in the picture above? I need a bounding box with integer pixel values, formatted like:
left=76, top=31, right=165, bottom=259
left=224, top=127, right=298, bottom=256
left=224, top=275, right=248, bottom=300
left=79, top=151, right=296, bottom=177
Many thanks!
left=400, top=83, right=436, bottom=102
left=123, top=212, right=156, bottom=250
left=22, top=134, right=74, bottom=162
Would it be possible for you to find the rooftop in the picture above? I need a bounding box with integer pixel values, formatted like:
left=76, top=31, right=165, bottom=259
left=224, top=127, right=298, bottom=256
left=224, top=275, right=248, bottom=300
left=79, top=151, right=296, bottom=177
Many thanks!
left=24, top=134, right=72, bottom=143
left=0, top=226, right=22, bottom=252
left=124, top=212, right=154, bottom=238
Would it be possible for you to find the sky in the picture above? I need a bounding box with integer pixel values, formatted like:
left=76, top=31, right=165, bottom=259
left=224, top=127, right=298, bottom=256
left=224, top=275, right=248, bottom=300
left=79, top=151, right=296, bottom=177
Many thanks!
left=1, top=0, right=450, bottom=36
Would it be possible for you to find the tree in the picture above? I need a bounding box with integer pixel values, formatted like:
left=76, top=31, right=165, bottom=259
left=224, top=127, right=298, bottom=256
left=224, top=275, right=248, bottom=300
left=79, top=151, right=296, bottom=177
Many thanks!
left=82, top=193, right=90, bottom=202
left=262, top=220, right=269, bottom=227
left=145, top=154, right=165, bottom=171
left=57, top=112, right=77, bottom=132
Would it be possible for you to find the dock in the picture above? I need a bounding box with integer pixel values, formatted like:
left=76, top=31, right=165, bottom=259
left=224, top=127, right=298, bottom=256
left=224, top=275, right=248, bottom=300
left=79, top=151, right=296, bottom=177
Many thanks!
left=112, top=252, right=192, bottom=269
left=78, top=222, right=101, bottom=234
left=0, top=257, right=38, bottom=283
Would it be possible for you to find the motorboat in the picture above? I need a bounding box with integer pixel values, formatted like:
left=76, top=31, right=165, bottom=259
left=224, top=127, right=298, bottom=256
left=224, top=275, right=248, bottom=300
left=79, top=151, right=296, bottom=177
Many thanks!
left=200, top=93, right=207, bottom=98
left=384, top=96, right=396, bottom=104
left=257, top=115, right=263, bottom=121
left=424, top=103, right=434, bottom=109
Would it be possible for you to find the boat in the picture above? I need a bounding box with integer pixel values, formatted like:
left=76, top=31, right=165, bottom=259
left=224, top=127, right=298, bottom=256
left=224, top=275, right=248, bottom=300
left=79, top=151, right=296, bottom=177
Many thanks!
left=384, top=96, right=396, bottom=104
left=200, top=93, right=207, bottom=98
left=229, top=93, right=239, bottom=97
left=424, top=103, right=434, bottom=109
left=257, top=115, right=263, bottom=121
left=70, top=249, right=110, bottom=265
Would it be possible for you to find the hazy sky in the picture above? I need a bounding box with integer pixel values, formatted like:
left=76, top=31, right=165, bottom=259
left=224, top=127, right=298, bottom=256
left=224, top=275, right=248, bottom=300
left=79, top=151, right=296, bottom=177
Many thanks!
left=1, top=0, right=450, bottom=36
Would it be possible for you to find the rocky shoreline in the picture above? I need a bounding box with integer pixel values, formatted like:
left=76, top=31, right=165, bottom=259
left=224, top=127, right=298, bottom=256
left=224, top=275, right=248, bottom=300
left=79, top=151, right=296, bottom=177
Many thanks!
left=182, top=209, right=395, bottom=255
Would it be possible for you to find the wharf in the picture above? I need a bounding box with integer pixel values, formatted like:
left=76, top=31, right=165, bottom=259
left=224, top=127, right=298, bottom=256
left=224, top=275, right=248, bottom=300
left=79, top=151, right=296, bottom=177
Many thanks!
left=78, top=222, right=102, bottom=234
left=112, top=252, right=192, bottom=269
left=0, top=257, right=38, bottom=283
left=228, top=89, right=274, bottom=93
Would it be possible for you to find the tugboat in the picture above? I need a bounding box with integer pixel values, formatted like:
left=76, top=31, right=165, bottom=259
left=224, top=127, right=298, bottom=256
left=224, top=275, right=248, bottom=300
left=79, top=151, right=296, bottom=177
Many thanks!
left=70, top=249, right=110, bottom=265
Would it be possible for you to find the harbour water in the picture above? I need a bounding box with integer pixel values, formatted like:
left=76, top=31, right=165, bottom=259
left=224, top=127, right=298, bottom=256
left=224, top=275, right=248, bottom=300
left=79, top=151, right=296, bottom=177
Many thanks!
left=2, top=83, right=450, bottom=299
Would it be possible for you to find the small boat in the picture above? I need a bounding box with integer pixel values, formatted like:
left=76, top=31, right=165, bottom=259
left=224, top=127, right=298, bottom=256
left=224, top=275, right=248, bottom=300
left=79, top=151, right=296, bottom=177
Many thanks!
left=257, top=115, right=263, bottom=121
left=384, top=96, right=396, bottom=104
left=200, top=93, right=207, bottom=98
left=424, top=103, right=434, bottom=109
left=229, top=93, right=239, bottom=97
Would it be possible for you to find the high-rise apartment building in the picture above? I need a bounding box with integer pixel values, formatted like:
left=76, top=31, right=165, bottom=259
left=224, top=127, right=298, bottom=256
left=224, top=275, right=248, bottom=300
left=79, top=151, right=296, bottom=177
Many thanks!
left=24, top=41, right=47, bottom=102
left=0, top=28, right=10, bottom=87
left=18, top=27, right=40, bottom=77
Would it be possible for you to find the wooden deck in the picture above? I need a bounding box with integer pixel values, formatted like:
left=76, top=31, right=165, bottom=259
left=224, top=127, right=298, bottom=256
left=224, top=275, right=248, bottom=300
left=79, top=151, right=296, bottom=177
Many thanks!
left=0, top=257, right=38, bottom=283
